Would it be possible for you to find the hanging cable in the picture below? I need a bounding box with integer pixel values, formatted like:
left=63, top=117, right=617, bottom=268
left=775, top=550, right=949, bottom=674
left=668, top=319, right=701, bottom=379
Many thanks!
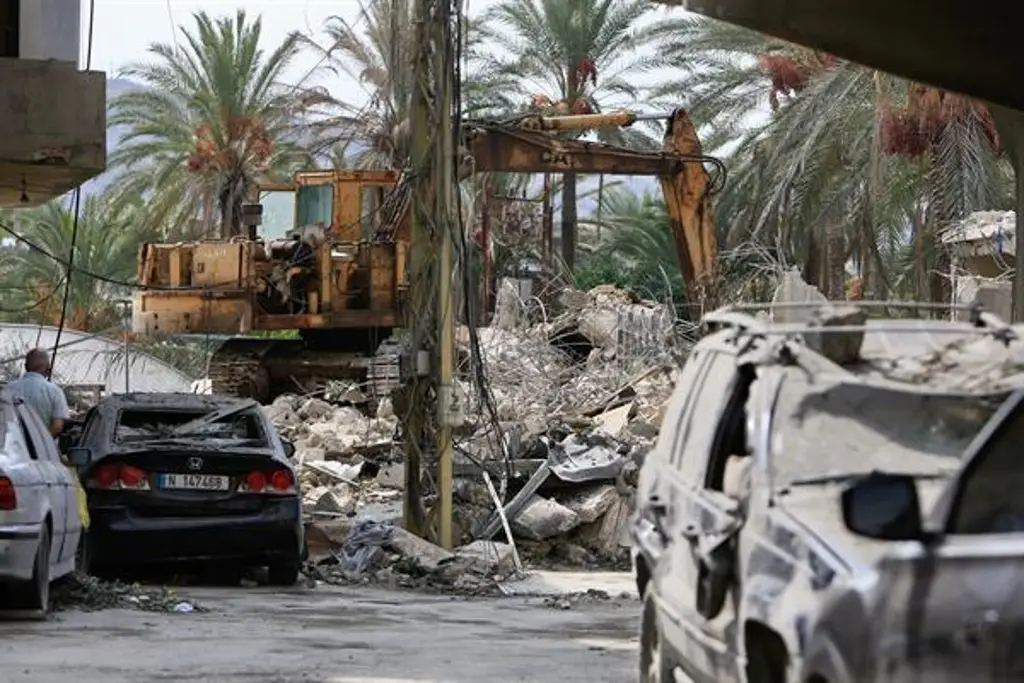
left=50, top=0, right=96, bottom=377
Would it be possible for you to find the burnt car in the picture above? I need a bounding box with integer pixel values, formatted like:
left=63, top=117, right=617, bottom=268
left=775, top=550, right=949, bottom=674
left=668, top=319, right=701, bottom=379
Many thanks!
left=801, top=385, right=1024, bottom=683
left=632, top=302, right=1019, bottom=683
left=69, top=393, right=304, bottom=585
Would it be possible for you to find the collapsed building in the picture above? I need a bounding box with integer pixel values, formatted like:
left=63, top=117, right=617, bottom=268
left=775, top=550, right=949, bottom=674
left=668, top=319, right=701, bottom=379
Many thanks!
left=262, top=283, right=684, bottom=588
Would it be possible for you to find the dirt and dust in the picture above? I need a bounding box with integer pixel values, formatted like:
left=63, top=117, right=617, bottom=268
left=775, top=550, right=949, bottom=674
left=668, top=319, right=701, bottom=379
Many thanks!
left=0, top=582, right=640, bottom=683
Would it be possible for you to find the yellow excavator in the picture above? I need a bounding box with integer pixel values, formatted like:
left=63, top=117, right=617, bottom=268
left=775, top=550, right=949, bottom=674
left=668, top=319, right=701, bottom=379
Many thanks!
left=131, top=108, right=720, bottom=402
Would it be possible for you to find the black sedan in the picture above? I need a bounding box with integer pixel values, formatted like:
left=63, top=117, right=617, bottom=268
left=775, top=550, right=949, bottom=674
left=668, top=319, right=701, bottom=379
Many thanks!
left=69, top=393, right=304, bottom=585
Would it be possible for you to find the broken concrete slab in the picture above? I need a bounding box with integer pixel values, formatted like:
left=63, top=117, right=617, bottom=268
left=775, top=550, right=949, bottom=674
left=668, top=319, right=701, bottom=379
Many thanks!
left=577, top=496, right=633, bottom=557
left=387, top=527, right=455, bottom=572
left=476, top=462, right=552, bottom=540
left=511, top=495, right=580, bottom=541
left=593, top=402, right=635, bottom=439
left=454, top=540, right=516, bottom=575
left=805, top=305, right=868, bottom=366
left=559, top=485, right=618, bottom=524
left=313, top=487, right=357, bottom=515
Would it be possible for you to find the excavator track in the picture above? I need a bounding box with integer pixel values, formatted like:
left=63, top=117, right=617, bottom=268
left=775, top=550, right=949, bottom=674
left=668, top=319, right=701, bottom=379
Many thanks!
left=207, top=336, right=405, bottom=405
left=207, top=338, right=279, bottom=401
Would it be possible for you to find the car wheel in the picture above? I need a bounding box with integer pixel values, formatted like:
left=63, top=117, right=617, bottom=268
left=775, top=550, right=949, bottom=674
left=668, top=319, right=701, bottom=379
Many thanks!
left=267, top=559, right=301, bottom=586
left=639, top=590, right=675, bottom=683
left=13, top=525, right=51, bottom=615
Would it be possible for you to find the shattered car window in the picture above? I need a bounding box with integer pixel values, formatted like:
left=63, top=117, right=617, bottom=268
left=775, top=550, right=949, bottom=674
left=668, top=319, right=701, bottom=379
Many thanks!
left=115, top=408, right=269, bottom=447
left=771, top=372, right=1005, bottom=486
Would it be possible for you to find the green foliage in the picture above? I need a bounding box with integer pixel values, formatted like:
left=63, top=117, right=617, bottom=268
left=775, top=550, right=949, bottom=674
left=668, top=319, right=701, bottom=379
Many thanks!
left=575, top=188, right=689, bottom=315
left=0, top=193, right=154, bottom=330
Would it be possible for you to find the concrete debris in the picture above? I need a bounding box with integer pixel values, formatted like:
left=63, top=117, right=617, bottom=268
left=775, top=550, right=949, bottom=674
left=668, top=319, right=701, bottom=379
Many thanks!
left=303, top=520, right=516, bottom=595
left=51, top=574, right=206, bottom=613
left=804, top=305, right=868, bottom=366
left=265, top=284, right=680, bottom=576
left=511, top=495, right=580, bottom=540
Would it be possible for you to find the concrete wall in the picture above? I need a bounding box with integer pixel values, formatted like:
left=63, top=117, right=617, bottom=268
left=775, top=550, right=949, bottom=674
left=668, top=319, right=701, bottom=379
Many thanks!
left=18, top=0, right=80, bottom=63
left=0, top=58, right=105, bottom=205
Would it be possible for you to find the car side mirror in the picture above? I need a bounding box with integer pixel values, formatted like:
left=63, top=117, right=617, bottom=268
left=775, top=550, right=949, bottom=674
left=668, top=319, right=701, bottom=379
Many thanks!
left=66, top=446, right=92, bottom=468
left=841, top=472, right=924, bottom=541
left=281, top=440, right=295, bottom=459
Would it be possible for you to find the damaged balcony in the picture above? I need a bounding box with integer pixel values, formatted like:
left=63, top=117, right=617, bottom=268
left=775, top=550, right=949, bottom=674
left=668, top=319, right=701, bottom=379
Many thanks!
left=0, top=58, right=106, bottom=207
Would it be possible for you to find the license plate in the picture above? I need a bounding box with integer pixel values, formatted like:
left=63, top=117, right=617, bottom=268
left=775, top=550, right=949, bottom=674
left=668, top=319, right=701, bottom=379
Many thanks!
left=160, top=473, right=230, bottom=491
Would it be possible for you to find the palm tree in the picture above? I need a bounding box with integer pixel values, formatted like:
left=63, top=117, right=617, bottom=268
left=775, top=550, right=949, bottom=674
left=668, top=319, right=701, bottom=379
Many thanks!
left=109, top=10, right=320, bottom=239
left=575, top=187, right=687, bottom=310
left=0, top=195, right=156, bottom=331
left=309, top=0, right=520, bottom=169
left=655, top=16, right=1013, bottom=301
left=482, top=0, right=657, bottom=271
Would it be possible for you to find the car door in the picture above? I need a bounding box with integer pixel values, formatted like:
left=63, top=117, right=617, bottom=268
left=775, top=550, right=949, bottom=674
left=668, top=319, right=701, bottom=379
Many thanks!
left=871, top=390, right=1024, bottom=682
left=14, top=404, right=69, bottom=564
left=659, top=347, right=744, bottom=683
left=0, top=401, right=44, bottom=539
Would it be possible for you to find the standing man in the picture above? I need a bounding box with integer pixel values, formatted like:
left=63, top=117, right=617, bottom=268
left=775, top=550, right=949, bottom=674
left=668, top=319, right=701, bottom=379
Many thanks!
left=6, top=348, right=70, bottom=437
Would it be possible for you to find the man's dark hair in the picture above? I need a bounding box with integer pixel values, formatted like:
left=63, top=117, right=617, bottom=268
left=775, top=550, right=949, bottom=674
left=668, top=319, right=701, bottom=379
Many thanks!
left=24, top=348, right=50, bottom=374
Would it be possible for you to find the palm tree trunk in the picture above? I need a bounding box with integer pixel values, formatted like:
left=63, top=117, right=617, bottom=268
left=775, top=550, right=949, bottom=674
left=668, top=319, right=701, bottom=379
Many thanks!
left=912, top=202, right=926, bottom=300
left=826, top=221, right=846, bottom=299
left=803, top=231, right=822, bottom=289
left=560, top=172, right=577, bottom=271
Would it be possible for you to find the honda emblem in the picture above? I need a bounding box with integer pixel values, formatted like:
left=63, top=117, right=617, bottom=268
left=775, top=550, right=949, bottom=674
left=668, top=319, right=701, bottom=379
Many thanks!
left=186, top=457, right=203, bottom=471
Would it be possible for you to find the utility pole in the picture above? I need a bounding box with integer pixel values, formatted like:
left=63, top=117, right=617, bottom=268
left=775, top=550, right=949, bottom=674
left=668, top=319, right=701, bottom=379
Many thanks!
left=401, top=0, right=457, bottom=548
left=434, top=0, right=456, bottom=550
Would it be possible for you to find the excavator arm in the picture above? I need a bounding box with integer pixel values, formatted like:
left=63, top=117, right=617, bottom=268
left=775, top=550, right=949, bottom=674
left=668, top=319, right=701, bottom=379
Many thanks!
left=462, top=108, right=720, bottom=309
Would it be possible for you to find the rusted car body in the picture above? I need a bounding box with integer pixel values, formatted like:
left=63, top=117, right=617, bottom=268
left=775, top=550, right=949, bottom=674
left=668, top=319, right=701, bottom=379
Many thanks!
left=632, top=303, right=1022, bottom=683
left=803, top=384, right=1024, bottom=683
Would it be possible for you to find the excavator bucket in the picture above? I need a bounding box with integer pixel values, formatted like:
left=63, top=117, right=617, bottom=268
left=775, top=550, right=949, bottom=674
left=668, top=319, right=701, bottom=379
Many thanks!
left=660, top=109, right=719, bottom=311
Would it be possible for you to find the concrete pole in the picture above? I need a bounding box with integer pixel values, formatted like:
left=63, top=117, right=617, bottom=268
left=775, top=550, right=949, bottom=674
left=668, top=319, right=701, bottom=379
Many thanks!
left=434, top=0, right=456, bottom=550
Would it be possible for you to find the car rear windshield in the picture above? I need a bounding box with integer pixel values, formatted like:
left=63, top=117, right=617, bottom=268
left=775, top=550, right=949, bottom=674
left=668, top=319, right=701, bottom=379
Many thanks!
left=770, top=372, right=1006, bottom=486
left=115, top=408, right=269, bottom=447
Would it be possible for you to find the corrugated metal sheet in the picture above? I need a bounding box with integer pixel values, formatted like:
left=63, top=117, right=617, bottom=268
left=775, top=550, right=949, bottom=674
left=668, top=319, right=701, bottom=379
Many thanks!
left=0, top=324, right=191, bottom=394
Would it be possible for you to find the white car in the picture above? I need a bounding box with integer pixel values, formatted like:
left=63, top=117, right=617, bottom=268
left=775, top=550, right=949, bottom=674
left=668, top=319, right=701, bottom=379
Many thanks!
left=0, top=392, right=84, bottom=614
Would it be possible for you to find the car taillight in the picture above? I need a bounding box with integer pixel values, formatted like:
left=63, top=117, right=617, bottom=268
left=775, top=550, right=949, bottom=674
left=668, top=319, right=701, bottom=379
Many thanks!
left=244, top=471, right=267, bottom=492
left=270, top=469, right=294, bottom=492
left=0, top=476, right=16, bottom=510
left=240, top=469, right=296, bottom=494
left=88, top=463, right=151, bottom=491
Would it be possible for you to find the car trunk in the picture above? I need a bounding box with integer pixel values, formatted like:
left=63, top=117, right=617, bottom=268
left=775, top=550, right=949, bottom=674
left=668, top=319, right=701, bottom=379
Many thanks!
left=88, top=448, right=289, bottom=518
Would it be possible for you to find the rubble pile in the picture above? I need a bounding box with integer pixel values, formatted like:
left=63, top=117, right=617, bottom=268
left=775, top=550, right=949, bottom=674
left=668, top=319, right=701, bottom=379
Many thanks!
left=51, top=574, right=205, bottom=613
left=264, top=285, right=682, bottom=580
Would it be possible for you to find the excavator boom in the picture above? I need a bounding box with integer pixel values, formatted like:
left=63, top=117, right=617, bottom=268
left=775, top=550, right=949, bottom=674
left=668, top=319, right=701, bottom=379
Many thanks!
left=462, top=108, right=720, bottom=307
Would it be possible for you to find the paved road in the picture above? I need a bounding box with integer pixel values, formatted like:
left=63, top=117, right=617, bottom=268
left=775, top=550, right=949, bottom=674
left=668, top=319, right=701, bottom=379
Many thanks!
left=0, top=583, right=640, bottom=683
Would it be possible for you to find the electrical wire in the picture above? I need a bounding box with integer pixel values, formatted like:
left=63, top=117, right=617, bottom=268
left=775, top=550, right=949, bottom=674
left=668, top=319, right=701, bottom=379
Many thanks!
left=50, top=0, right=96, bottom=377
left=450, top=0, right=513, bottom=488
left=0, top=187, right=408, bottom=293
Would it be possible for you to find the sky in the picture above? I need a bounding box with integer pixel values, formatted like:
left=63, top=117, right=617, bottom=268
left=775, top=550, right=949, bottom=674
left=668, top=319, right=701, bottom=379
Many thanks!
left=84, top=0, right=686, bottom=112
left=85, top=0, right=503, bottom=111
